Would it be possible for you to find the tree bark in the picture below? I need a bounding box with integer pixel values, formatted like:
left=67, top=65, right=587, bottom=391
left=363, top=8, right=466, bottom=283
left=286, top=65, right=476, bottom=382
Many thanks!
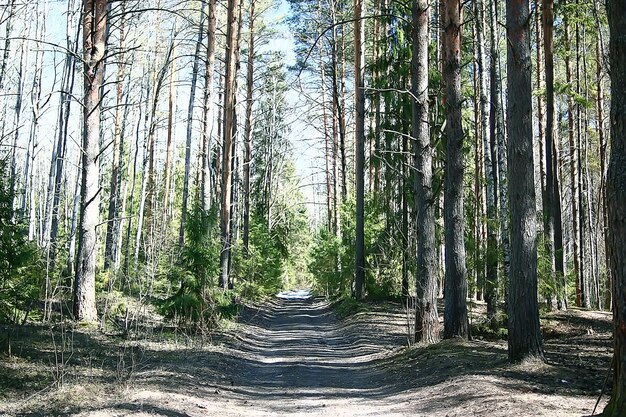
left=491, top=0, right=510, bottom=291
left=201, top=0, right=217, bottom=212
left=564, top=18, right=581, bottom=307
left=104, top=5, right=126, bottom=271
left=412, top=0, right=439, bottom=344
left=542, top=0, right=566, bottom=309
left=180, top=1, right=206, bottom=246
left=243, top=0, right=255, bottom=257
left=575, top=6, right=589, bottom=308
left=74, top=0, right=108, bottom=322
left=219, top=0, right=240, bottom=289
left=534, top=0, right=546, bottom=204
left=603, top=1, right=626, bottom=414
left=595, top=4, right=610, bottom=310
left=505, top=0, right=544, bottom=362
left=443, top=0, right=468, bottom=340
left=476, top=0, right=498, bottom=321
left=354, top=0, right=365, bottom=300
left=163, top=23, right=176, bottom=224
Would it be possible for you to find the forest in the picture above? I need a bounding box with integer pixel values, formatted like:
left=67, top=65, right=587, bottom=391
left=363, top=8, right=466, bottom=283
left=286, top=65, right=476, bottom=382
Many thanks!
left=0, top=0, right=625, bottom=415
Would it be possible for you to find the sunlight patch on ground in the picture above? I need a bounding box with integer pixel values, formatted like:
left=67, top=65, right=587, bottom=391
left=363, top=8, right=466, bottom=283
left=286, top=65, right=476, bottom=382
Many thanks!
left=277, top=289, right=313, bottom=300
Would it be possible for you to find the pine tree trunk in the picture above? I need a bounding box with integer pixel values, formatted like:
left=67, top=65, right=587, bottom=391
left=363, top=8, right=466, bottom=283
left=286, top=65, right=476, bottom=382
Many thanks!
left=354, top=0, right=366, bottom=300
left=67, top=152, right=81, bottom=278
left=543, top=0, right=566, bottom=309
left=219, top=0, right=240, bottom=288
left=534, top=0, right=546, bottom=206
left=330, top=4, right=347, bottom=203
left=317, top=11, right=333, bottom=232
left=491, top=0, right=509, bottom=290
left=163, top=21, right=177, bottom=226
left=74, top=0, right=108, bottom=322
left=575, top=12, right=590, bottom=308
left=603, top=2, right=626, bottom=414
left=123, top=84, right=145, bottom=276
left=243, top=0, right=255, bottom=257
left=412, top=0, right=439, bottom=344
left=443, top=0, right=468, bottom=340
left=201, top=0, right=217, bottom=212
left=401, top=133, right=409, bottom=299
left=564, top=18, right=581, bottom=307
left=144, top=37, right=174, bottom=253
left=44, top=6, right=79, bottom=284
left=476, top=0, right=497, bottom=321
left=180, top=3, right=206, bottom=245
left=595, top=9, right=610, bottom=310
left=372, top=0, right=381, bottom=194
left=104, top=7, right=126, bottom=271
left=473, top=52, right=484, bottom=302
left=505, top=0, right=544, bottom=362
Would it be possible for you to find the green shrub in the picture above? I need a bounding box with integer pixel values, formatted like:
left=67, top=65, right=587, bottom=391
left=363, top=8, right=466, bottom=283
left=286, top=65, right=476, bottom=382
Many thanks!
left=0, top=159, right=43, bottom=324
left=158, top=204, right=221, bottom=328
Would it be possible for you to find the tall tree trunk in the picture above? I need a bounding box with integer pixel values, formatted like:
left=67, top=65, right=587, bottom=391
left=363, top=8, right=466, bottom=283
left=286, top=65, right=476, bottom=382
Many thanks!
left=401, top=134, right=409, bottom=299
left=43, top=0, right=80, bottom=293
left=0, top=0, right=16, bottom=91
left=490, top=0, right=509, bottom=295
left=74, top=0, right=108, bottom=322
left=163, top=56, right=175, bottom=223
left=412, top=0, right=439, bottom=344
left=603, top=2, right=626, bottom=414
left=476, top=0, right=498, bottom=321
left=595, top=5, right=610, bottom=310
left=114, top=95, right=131, bottom=272
left=534, top=0, right=546, bottom=205
left=201, top=0, right=217, bottom=212
left=505, top=0, right=544, bottom=362
left=564, top=18, right=581, bottom=307
left=10, top=40, right=28, bottom=206
left=123, top=82, right=145, bottom=277
left=144, top=36, right=175, bottom=253
left=134, top=68, right=153, bottom=265
left=180, top=2, right=206, bottom=245
left=575, top=10, right=589, bottom=308
left=243, top=0, right=255, bottom=257
left=543, top=0, right=566, bottom=309
left=104, top=5, right=126, bottom=271
left=318, top=12, right=333, bottom=232
left=472, top=47, right=484, bottom=301
left=68, top=152, right=82, bottom=277
left=330, top=3, right=347, bottom=203
left=354, top=0, right=365, bottom=300
left=372, top=0, right=381, bottom=194
left=219, top=0, right=240, bottom=288
left=443, top=0, right=468, bottom=340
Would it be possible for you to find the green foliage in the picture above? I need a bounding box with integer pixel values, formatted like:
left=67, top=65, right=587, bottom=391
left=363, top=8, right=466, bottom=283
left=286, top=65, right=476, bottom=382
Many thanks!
left=239, top=214, right=285, bottom=295
left=308, top=197, right=404, bottom=300
left=0, top=159, right=43, bottom=324
left=332, top=294, right=366, bottom=319
left=158, top=203, right=222, bottom=328
left=308, top=227, right=342, bottom=295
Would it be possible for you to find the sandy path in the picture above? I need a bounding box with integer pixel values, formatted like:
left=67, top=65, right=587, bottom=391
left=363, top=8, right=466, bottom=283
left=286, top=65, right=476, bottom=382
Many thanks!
left=78, top=298, right=409, bottom=416
left=202, top=298, right=406, bottom=415
left=66, top=298, right=605, bottom=417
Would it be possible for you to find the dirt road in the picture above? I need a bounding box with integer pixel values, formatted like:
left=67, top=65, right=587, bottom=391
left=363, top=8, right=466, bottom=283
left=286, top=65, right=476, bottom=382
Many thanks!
left=4, top=297, right=611, bottom=416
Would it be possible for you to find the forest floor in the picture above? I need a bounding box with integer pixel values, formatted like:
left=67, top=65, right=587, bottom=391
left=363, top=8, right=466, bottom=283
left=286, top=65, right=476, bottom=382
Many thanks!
left=0, top=296, right=614, bottom=416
